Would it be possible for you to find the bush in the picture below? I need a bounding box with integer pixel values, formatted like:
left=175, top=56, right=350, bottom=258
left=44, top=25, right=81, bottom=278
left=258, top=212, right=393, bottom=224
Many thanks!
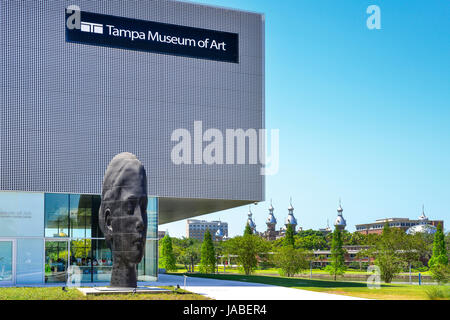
left=425, top=286, right=450, bottom=300
left=199, top=230, right=216, bottom=274
left=348, top=262, right=360, bottom=269
left=258, top=260, right=276, bottom=270
left=226, top=234, right=270, bottom=275
left=276, top=246, right=310, bottom=277
left=411, top=266, right=428, bottom=273
left=430, top=264, right=450, bottom=284
left=159, top=234, right=177, bottom=271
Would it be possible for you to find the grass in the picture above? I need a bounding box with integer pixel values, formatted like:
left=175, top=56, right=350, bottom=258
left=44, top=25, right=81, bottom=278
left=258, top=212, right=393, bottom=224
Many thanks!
left=424, top=286, right=450, bottom=300
left=177, top=272, right=448, bottom=300
left=173, top=265, right=432, bottom=276
left=0, top=286, right=210, bottom=300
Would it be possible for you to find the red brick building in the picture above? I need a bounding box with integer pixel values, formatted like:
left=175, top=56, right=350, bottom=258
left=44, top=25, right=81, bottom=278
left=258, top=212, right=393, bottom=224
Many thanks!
left=313, top=245, right=375, bottom=267
left=355, top=208, right=443, bottom=235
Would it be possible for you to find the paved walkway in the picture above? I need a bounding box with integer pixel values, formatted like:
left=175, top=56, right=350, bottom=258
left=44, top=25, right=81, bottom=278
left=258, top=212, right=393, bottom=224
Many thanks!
left=7, top=274, right=366, bottom=300
left=144, top=274, right=366, bottom=300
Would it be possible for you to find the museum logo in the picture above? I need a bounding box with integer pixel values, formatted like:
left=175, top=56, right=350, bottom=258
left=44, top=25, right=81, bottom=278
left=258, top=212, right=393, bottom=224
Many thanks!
left=65, top=5, right=239, bottom=63
left=80, top=22, right=103, bottom=34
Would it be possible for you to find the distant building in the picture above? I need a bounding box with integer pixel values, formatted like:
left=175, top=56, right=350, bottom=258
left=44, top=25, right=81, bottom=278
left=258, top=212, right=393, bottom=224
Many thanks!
left=186, top=219, right=228, bottom=241
left=285, top=198, right=298, bottom=233
left=262, top=200, right=284, bottom=240
left=261, top=199, right=301, bottom=240
left=246, top=207, right=257, bottom=233
left=215, top=221, right=225, bottom=242
left=313, top=245, right=374, bottom=267
left=334, top=200, right=347, bottom=231
left=406, top=206, right=439, bottom=235
left=318, top=219, right=332, bottom=236
left=355, top=206, right=443, bottom=235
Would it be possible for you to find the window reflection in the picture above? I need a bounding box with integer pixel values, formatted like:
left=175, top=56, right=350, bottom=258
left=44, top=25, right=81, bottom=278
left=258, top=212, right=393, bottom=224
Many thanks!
left=69, top=239, right=92, bottom=282
left=147, top=198, right=158, bottom=239
left=70, top=195, right=92, bottom=238
left=45, top=194, right=69, bottom=237
left=92, top=239, right=113, bottom=282
left=0, top=241, right=13, bottom=283
left=44, top=194, right=157, bottom=282
left=138, top=239, right=158, bottom=281
left=45, top=241, right=68, bottom=283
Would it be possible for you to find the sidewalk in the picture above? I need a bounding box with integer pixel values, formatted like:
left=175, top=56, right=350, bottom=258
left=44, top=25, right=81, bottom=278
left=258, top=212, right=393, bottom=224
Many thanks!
left=145, top=274, right=366, bottom=300
left=6, top=274, right=367, bottom=300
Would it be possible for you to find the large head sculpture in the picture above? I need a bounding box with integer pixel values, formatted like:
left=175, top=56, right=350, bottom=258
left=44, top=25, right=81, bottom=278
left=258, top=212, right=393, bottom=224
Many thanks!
left=99, top=152, right=148, bottom=288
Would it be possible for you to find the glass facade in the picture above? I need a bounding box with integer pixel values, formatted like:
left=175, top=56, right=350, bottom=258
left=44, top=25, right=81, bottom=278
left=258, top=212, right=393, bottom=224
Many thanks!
left=0, top=191, right=158, bottom=285
left=0, top=241, right=13, bottom=284
left=16, top=239, right=44, bottom=284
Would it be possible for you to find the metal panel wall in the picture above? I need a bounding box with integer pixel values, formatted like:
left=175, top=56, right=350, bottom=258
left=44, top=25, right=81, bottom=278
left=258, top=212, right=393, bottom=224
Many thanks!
left=0, top=0, right=264, bottom=201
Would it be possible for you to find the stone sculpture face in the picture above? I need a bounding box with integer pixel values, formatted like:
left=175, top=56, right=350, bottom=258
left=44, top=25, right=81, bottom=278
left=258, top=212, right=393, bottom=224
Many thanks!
left=99, top=152, right=148, bottom=288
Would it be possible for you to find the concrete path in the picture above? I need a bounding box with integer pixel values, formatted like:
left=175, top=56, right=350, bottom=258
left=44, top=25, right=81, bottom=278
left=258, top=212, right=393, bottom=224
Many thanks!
left=9, top=274, right=366, bottom=300
left=145, top=274, right=366, bottom=300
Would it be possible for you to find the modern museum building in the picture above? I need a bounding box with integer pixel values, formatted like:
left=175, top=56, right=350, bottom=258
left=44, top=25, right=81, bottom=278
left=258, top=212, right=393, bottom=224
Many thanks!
left=0, top=0, right=264, bottom=286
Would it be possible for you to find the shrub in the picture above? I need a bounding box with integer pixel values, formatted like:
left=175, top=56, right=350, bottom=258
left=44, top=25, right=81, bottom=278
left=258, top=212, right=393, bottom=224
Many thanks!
left=276, top=246, right=310, bottom=277
left=430, top=264, right=450, bottom=285
left=425, top=286, right=450, bottom=300
left=199, top=230, right=216, bottom=274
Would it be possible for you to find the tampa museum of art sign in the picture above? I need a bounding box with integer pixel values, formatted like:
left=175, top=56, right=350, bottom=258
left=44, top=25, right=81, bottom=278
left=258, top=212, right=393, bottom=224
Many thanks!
left=65, top=6, right=239, bottom=63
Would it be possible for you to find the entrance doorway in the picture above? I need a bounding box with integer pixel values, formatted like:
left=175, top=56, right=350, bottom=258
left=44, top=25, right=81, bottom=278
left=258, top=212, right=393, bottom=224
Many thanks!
left=45, top=239, right=69, bottom=283
left=0, top=239, right=15, bottom=286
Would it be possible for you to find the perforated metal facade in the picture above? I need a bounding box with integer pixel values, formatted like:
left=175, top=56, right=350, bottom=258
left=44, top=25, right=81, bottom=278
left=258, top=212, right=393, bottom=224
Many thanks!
left=0, top=0, right=264, bottom=217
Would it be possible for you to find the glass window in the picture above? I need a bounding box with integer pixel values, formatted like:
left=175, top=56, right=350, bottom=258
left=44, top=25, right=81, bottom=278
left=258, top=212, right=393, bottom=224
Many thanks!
left=92, top=239, right=112, bottom=282
left=0, top=241, right=13, bottom=284
left=138, top=239, right=158, bottom=281
left=45, top=194, right=69, bottom=238
left=41, top=193, right=158, bottom=283
left=147, top=197, right=158, bottom=239
left=45, top=241, right=69, bottom=283
left=17, top=239, right=44, bottom=285
left=69, top=239, right=92, bottom=282
left=91, top=195, right=102, bottom=238
left=0, top=192, right=44, bottom=237
left=69, top=195, right=92, bottom=238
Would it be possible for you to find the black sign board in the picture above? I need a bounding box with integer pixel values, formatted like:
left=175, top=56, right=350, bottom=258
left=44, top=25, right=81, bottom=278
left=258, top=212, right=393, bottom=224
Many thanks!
left=65, top=10, right=239, bottom=63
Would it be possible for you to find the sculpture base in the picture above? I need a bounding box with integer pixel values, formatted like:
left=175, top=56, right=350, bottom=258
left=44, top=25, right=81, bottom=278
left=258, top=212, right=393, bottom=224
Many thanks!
left=77, top=286, right=171, bottom=296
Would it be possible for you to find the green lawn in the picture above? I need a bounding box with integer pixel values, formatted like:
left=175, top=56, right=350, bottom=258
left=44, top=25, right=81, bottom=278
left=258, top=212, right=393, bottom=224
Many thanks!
left=173, top=265, right=431, bottom=277
left=177, top=273, right=449, bottom=300
left=0, top=286, right=209, bottom=300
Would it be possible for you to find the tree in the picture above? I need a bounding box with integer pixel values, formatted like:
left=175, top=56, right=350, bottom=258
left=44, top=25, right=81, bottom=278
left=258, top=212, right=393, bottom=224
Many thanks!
left=199, top=230, right=216, bottom=273
left=355, top=249, right=370, bottom=271
left=400, top=233, right=429, bottom=282
left=284, top=224, right=295, bottom=247
left=227, top=234, right=270, bottom=275
left=296, top=229, right=325, bottom=238
left=295, top=234, right=327, bottom=250
left=173, top=238, right=201, bottom=272
left=275, top=246, right=311, bottom=277
left=185, top=246, right=201, bottom=272
left=446, top=231, right=450, bottom=253
left=347, top=232, right=367, bottom=246
left=429, top=223, right=449, bottom=284
left=244, top=223, right=253, bottom=236
left=159, top=234, right=177, bottom=271
left=374, top=223, right=404, bottom=283
left=326, top=227, right=347, bottom=280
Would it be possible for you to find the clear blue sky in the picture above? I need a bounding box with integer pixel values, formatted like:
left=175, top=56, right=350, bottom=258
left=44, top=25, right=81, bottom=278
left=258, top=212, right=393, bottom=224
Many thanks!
left=161, top=0, right=450, bottom=237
